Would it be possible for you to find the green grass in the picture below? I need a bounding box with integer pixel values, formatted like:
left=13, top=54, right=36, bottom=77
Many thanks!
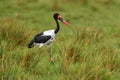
left=0, top=0, right=120, bottom=80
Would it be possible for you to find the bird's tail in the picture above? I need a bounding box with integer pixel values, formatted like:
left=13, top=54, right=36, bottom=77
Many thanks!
left=28, top=39, right=35, bottom=48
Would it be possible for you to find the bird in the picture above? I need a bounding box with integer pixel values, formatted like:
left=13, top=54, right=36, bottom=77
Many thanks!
left=28, top=13, right=70, bottom=63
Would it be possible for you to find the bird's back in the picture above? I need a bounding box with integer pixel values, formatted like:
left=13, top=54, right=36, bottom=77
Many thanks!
left=43, top=30, right=55, bottom=36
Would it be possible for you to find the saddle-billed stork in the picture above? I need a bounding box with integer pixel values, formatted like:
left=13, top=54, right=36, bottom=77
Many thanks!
left=28, top=13, right=70, bottom=63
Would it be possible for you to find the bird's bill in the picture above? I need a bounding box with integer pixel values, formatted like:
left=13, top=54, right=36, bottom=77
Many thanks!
left=58, top=16, right=70, bottom=26
left=62, top=20, right=70, bottom=26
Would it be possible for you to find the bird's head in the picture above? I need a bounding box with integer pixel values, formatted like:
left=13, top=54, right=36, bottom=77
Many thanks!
left=53, top=13, right=70, bottom=26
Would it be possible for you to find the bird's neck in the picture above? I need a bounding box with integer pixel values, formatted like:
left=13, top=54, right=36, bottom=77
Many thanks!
left=54, top=19, right=60, bottom=34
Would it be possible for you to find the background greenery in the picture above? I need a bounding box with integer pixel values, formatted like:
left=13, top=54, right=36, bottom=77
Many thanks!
left=0, top=0, right=120, bottom=80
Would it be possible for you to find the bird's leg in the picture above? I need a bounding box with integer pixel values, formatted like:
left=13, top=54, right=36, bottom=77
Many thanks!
left=48, top=45, right=54, bottom=64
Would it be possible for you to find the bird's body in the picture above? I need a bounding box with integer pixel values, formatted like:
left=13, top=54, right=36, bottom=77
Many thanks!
left=34, top=30, right=55, bottom=48
left=28, top=13, right=69, bottom=63
left=28, top=29, right=56, bottom=48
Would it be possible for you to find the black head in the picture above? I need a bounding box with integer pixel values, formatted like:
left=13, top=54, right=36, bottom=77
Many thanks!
left=53, top=13, right=59, bottom=20
left=53, top=13, right=70, bottom=26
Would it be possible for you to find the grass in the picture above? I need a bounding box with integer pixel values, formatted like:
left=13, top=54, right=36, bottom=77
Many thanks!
left=0, top=0, right=120, bottom=80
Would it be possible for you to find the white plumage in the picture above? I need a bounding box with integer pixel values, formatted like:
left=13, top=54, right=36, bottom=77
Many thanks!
left=35, top=30, right=55, bottom=48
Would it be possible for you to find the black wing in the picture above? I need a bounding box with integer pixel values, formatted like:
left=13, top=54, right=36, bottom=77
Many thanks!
left=34, top=33, right=51, bottom=43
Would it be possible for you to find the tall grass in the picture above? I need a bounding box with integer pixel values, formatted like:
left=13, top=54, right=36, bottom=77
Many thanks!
left=56, top=27, right=120, bottom=80
left=0, top=18, right=30, bottom=46
left=0, top=0, right=120, bottom=80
